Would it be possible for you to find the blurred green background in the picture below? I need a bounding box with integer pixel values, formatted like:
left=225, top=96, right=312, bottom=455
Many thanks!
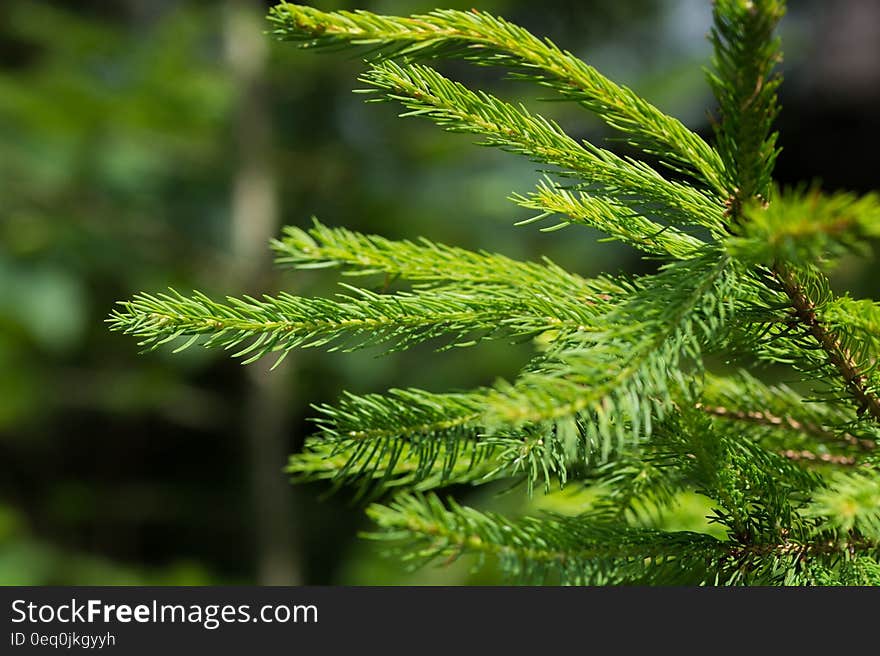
left=1, top=0, right=878, bottom=585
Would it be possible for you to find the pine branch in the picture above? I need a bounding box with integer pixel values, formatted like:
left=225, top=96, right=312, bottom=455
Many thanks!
left=268, top=3, right=726, bottom=193
left=676, top=411, right=822, bottom=539
left=285, top=387, right=512, bottom=494
left=587, top=404, right=828, bottom=533
left=799, top=555, right=880, bottom=586
left=511, top=179, right=705, bottom=259
left=585, top=408, right=822, bottom=539
left=772, top=264, right=880, bottom=423
left=484, top=249, right=737, bottom=434
left=365, top=493, right=725, bottom=585
left=709, top=3, right=880, bottom=433
left=298, top=385, right=619, bottom=495
left=313, top=388, right=484, bottom=444
left=820, top=297, right=880, bottom=390
left=366, top=493, right=878, bottom=585
left=708, top=0, right=785, bottom=210
left=587, top=439, right=689, bottom=524
left=360, top=61, right=724, bottom=231
left=108, top=282, right=609, bottom=365
left=700, top=404, right=873, bottom=453
left=272, top=218, right=622, bottom=300
left=698, top=370, right=879, bottom=452
left=722, top=536, right=880, bottom=585
left=307, top=388, right=490, bottom=491
left=778, top=450, right=857, bottom=467
left=727, top=264, right=880, bottom=428
left=727, top=187, right=880, bottom=266
left=287, top=435, right=505, bottom=495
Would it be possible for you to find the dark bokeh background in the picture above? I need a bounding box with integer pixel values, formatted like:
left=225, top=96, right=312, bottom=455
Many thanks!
left=1, top=0, right=877, bottom=585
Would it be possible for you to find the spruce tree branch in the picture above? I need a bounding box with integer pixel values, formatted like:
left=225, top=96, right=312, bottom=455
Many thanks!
left=287, top=437, right=504, bottom=492
left=511, top=180, right=705, bottom=259
left=294, top=388, right=509, bottom=492
left=487, top=250, right=735, bottom=428
left=367, top=494, right=878, bottom=584
left=392, top=512, right=689, bottom=563
left=777, top=450, right=857, bottom=466
left=773, top=264, right=880, bottom=423
left=322, top=409, right=481, bottom=443
left=360, top=61, right=723, bottom=231
left=726, top=187, right=880, bottom=267
left=268, top=3, right=726, bottom=193
left=695, top=403, right=874, bottom=451
left=729, top=536, right=877, bottom=558
left=708, top=0, right=785, bottom=209
left=108, top=283, right=606, bottom=363
left=366, top=494, right=723, bottom=576
left=272, top=218, right=623, bottom=300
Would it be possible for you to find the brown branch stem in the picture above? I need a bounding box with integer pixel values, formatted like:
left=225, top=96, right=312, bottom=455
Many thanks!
left=773, top=263, right=880, bottom=423
left=728, top=535, right=876, bottom=559
left=695, top=403, right=874, bottom=451
left=777, top=449, right=857, bottom=466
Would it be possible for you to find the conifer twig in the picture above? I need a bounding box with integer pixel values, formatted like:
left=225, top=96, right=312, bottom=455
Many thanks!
left=360, top=61, right=723, bottom=231
left=695, top=402, right=874, bottom=451
left=773, top=264, right=880, bottom=423
left=268, top=3, right=727, bottom=193
left=778, top=450, right=857, bottom=466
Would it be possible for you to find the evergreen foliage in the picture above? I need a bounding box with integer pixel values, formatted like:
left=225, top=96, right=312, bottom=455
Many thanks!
left=110, top=1, right=880, bottom=585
